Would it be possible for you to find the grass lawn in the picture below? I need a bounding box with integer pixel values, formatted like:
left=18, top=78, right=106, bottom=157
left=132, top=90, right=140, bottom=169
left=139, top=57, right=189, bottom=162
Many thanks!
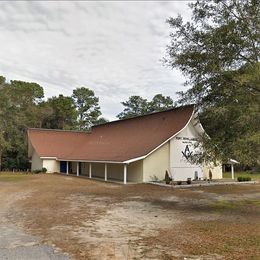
left=0, top=172, right=34, bottom=182
left=223, top=171, right=260, bottom=181
left=0, top=173, right=259, bottom=259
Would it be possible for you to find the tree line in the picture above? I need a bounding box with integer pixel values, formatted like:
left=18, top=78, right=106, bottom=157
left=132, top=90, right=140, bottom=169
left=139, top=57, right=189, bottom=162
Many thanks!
left=0, top=76, right=174, bottom=170
left=0, top=78, right=102, bottom=169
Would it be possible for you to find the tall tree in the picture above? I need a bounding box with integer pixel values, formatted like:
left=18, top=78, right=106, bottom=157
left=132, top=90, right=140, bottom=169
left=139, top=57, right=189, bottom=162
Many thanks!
left=0, top=76, right=8, bottom=170
left=117, top=96, right=149, bottom=119
left=165, top=0, right=260, bottom=166
left=43, top=95, right=77, bottom=130
left=117, top=94, right=174, bottom=119
left=148, top=94, right=173, bottom=112
left=93, top=117, right=109, bottom=126
left=0, top=79, right=46, bottom=169
left=72, top=87, right=101, bottom=130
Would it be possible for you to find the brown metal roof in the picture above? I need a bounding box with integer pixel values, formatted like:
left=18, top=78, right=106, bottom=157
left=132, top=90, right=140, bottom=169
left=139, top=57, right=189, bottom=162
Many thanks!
left=28, top=105, right=194, bottom=162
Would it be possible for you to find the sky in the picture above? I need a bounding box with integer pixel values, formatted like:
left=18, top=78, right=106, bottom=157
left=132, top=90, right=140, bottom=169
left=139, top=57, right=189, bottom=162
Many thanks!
left=0, top=1, right=192, bottom=120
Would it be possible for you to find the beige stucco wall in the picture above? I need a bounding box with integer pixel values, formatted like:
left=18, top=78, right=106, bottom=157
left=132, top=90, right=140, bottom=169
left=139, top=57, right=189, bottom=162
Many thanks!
left=69, top=162, right=89, bottom=175
left=107, top=164, right=124, bottom=180
left=143, top=142, right=169, bottom=182
left=42, top=159, right=59, bottom=173
left=81, top=162, right=89, bottom=176
left=91, top=163, right=124, bottom=180
left=169, top=117, right=223, bottom=181
left=31, top=150, right=43, bottom=171
left=170, top=119, right=203, bottom=181
left=91, top=163, right=105, bottom=178
left=70, top=162, right=77, bottom=174
left=128, top=160, right=143, bottom=182
left=202, top=163, right=223, bottom=179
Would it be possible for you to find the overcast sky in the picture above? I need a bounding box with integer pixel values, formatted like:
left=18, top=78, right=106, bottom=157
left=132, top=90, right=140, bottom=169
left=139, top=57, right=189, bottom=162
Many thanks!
left=0, top=1, right=192, bottom=120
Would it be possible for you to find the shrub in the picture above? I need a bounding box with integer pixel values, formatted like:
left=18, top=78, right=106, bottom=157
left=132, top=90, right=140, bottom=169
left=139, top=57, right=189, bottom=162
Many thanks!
left=209, top=170, right=213, bottom=180
left=177, top=181, right=182, bottom=185
left=33, top=168, right=47, bottom=174
left=187, top=178, right=192, bottom=184
left=237, top=176, right=252, bottom=182
left=33, top=169, right=42, bottom=174
left=165, top=170, right=172, bottom=184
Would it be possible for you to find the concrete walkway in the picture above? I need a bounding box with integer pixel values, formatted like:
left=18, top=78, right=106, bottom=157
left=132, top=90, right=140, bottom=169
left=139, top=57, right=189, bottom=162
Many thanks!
left=148, top=180, right=258, bottom=189
left=60, top=173, right=137, bottom=185
left=0, top=187, right=70, bottom=260
left=0, top=224, right=69, bottom=260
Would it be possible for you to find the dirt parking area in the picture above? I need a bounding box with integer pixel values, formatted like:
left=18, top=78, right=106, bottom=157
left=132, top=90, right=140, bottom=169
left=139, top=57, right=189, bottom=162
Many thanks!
left=0, top=173, right=259, bottom=259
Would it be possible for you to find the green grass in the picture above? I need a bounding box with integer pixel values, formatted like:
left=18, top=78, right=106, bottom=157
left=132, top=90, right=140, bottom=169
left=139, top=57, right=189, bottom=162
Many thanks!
left=0, top=172, right=33, bottom=182
left=223, top=171, right=260, bottom=181
left=214, top=199, right=260, bottom=210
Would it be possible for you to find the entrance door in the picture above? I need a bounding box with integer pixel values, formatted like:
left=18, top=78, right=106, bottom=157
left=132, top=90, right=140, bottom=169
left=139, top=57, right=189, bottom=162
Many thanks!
left=60, top=161, right=67, bottom=173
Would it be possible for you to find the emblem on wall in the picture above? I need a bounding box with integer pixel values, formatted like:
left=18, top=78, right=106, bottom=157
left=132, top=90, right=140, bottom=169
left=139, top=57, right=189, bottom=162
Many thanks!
left=182, top=145, right=193, bottom=160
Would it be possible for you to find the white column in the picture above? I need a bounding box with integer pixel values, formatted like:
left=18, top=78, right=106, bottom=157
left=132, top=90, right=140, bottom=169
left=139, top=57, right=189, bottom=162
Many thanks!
left=89, top=163, right=92, bottom=178
left=104, top=163, right=107, bottom=181
left=124, top=164, right=127, bottom=184
left=66, top=161, right=69, bottom=175
left=77, top=162, right=79, bottom=176
left=231, top=164, right=234, bottom=179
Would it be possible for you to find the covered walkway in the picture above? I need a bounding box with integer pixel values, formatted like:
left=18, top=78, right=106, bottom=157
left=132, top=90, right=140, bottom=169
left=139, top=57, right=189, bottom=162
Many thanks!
left=59, top=161, right=129, bottom=184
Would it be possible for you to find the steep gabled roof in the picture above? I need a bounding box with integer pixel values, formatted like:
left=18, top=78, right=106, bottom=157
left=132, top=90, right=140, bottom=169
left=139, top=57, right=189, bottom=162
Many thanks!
left=28, top=105, right=194, bottom=162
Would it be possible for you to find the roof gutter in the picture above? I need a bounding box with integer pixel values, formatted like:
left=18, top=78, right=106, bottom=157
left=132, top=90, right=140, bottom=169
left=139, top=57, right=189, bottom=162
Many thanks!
left=123, top=155, right=146, bottom=164
left=40, top=157, right=58, bottom=160
left=56, top=158, right=125, bottom=164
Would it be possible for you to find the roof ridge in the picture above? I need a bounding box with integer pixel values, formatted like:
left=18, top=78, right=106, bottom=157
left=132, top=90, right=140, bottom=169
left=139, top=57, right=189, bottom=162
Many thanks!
left=93, top=104, right=195, bottom=128
left=28, top=128, right=91, bottom=134
left=28, top=105, right=194, bottom=133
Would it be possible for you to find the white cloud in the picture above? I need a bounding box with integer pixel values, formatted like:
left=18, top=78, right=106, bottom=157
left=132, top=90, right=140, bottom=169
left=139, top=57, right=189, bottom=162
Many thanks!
left=0, top=1, right=192, bottom=120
